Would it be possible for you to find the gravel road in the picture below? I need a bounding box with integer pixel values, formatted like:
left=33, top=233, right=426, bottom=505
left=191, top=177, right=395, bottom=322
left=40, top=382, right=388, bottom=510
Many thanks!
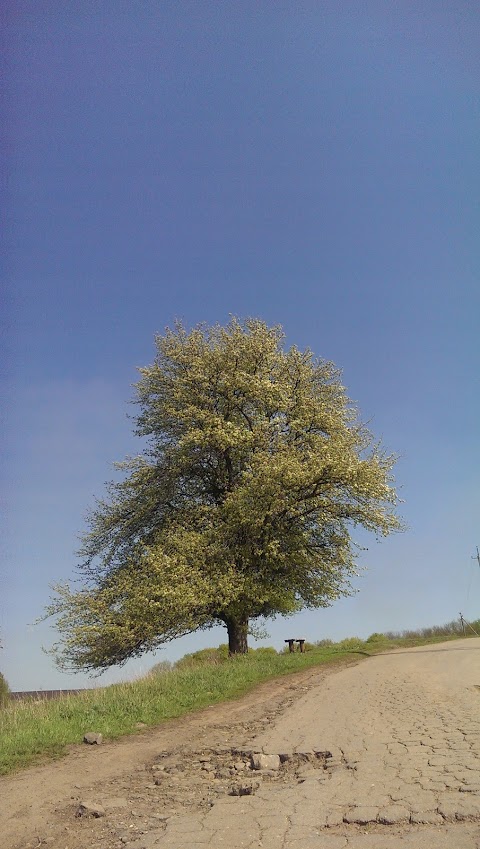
left=3, top=639, right=480, bottom=849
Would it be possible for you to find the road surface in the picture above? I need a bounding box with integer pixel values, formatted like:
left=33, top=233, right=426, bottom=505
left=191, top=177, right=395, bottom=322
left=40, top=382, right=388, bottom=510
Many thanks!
left=3, top=639, right=480, bottom=848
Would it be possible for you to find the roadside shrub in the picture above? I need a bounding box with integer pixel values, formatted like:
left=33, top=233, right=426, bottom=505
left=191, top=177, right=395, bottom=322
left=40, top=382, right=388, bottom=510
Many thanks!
left=174, top=644, right=230, bottom=669
left=366, top=632, right=385, bottom=643
left=174, top=644, right=280, bottom=667
left=249, top=646, right=278, bottom=656
left=0, top=672, right=10, bottom=708
left=216, top=644, right=230, bottom=660
left=174, top=649, right=221, bottom=669
left=417, top=620, right=463, bottom=639
left=381, top=617, right=480, bottom=642
left=148, top=660, right=172, bottom=676
left=336, top=637, right=365, bottom=651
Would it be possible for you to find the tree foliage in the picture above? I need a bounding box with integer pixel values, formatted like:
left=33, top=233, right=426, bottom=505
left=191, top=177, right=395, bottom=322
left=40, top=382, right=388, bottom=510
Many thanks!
left=46, top=318, right=402, bottom=671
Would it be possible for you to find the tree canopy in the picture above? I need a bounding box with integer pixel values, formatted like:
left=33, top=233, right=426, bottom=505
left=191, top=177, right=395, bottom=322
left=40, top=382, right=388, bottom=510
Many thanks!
left=47, top=318, right=402, bottom=671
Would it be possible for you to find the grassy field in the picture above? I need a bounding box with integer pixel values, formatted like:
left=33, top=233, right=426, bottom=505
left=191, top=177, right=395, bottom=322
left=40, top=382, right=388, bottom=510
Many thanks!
left=1, top=620, right=479, bottom=777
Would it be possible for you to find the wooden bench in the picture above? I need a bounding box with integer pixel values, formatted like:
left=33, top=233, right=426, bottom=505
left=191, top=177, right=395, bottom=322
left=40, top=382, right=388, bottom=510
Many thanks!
left=285, top=638, right=306, bottom=653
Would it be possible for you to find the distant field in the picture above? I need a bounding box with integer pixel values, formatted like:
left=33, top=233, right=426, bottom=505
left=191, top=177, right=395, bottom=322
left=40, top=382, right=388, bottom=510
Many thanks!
left=9, top=689, right=92, bottom=701
left=1, top=619, right=478, bottom=776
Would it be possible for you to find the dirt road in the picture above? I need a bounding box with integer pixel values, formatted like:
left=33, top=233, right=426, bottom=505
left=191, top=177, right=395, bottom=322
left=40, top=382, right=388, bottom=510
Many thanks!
left=3, top=639, right=480, bottom=849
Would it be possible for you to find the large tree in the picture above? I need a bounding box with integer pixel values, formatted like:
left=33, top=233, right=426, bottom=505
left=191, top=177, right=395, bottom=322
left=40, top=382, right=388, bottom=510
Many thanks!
left=47, top=318, right=402, bottom=671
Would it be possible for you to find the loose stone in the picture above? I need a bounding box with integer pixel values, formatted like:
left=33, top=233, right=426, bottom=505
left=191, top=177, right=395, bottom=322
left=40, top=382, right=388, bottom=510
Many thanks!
left=83, top=732, right=103, bottom=745
left=229, top=782, right=258, bottom=796
left=76, top=801, right=106, bottom=818
left=250, top=753, right=281, bottom=771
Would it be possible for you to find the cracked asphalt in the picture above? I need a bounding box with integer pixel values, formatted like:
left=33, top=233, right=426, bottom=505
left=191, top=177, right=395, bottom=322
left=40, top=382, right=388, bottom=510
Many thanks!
left=142, top=638, right=480, bottom=848
left=4, top=638, right=480, bottom=848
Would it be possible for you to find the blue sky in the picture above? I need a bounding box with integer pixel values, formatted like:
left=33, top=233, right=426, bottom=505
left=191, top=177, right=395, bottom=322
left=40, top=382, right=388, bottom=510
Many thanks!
left=3, top=2, right=479, bottom=690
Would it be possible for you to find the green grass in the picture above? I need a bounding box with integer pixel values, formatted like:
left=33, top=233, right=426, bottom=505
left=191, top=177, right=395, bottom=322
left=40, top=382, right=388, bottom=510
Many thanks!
left=1, top=619, right=478, bottom=777
left=0, top=649, right=354, bottom=775
left=0, top=671, right=9, bottom=708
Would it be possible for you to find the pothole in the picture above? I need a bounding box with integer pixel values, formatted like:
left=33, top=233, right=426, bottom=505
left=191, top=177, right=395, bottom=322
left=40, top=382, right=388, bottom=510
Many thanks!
left=147, top=747, right=332, bottom=810
left=64, top=745, right=335, bottom=849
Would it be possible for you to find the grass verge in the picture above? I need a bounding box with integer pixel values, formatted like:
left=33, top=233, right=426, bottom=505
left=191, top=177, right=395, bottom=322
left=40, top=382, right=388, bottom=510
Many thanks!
left=0, top=649, right=356, bottom=775
left=1, top=623, right=478, bottom=777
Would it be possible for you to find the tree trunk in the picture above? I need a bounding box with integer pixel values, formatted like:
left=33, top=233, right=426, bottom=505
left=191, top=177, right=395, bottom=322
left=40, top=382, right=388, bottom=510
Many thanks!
left=225, top=615, right=249, bottom=655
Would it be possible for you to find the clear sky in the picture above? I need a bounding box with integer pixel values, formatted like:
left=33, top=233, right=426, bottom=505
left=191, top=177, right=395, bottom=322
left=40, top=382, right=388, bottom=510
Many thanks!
left=3, top=2, right=479, bottom=691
